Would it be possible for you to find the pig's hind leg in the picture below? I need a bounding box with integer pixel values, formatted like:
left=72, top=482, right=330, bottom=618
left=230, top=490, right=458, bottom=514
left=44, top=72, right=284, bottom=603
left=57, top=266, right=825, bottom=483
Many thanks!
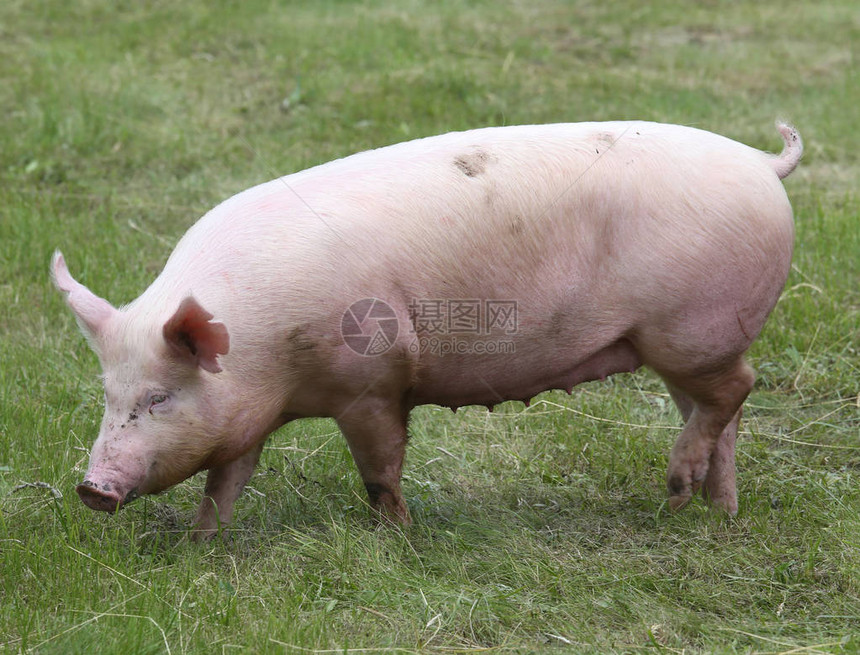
left=666, top=385, right=741, bottom=515
left=336, top=399, right=411, bottom=525
left=657, top=358, right=754, bottom=513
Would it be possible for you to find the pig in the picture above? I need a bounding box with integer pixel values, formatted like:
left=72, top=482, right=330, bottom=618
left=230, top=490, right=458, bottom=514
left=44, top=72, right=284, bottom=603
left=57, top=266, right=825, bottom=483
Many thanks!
left=53, top=120, right=802, bottom=538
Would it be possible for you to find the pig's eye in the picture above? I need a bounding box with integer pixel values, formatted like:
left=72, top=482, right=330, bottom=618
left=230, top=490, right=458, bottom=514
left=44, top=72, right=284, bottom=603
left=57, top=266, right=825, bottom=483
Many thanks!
left=148, top=393, right=169, bottom=413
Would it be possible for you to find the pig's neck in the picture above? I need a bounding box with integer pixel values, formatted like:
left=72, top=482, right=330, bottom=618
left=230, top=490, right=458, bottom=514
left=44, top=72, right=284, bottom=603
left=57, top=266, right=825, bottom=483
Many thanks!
left=206, top=372, right=290, bottom=467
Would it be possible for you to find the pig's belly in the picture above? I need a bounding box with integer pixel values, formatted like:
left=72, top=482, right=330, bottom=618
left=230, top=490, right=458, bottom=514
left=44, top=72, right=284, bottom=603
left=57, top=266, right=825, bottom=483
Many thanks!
left=410, top=337, right=641, bottom=409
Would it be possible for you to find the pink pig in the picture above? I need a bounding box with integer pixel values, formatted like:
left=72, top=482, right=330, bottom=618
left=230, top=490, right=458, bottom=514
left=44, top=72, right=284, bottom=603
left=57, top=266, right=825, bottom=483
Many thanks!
left=54, top=121, right=801, bottom=538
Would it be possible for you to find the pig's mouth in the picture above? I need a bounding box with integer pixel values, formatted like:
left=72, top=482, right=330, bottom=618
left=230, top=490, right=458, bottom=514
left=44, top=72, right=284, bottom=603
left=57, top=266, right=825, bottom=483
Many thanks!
left=76, top=480, right=140, bottom=513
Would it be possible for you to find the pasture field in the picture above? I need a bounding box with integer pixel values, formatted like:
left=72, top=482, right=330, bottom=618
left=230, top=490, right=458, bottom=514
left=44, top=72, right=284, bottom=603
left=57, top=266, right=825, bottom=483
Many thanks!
left=1, top=1, right=858, bottom=652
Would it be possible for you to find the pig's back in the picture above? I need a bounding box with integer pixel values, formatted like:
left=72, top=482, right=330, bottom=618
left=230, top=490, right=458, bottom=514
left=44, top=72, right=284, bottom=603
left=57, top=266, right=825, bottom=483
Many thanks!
left=149, top=122, right=793, bottom=345
left=171, top=121, right=786, bottom=271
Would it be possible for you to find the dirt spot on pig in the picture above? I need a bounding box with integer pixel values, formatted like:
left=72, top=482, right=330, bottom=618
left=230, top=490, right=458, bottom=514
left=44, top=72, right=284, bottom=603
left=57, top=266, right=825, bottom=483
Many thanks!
left=509, top=215, right=525, bottom=235
left=549, top=309, right=567, bottom=337
left=287, top=325, right=316, bottom=353
left=454, top=148, right=491, bottom=177
left=591, top=131, right=618, bottom=154
left=285, top=324, right=333, bottom=369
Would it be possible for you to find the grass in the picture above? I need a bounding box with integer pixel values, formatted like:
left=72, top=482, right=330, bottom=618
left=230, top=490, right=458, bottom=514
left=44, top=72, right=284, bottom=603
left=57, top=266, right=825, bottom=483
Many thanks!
left=1, top=0, right=858, bottom=652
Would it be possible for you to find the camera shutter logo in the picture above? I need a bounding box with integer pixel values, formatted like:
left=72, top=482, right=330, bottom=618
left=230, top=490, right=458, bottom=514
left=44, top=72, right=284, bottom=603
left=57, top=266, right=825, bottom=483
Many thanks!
left=341, top=298, right=399, bottom=356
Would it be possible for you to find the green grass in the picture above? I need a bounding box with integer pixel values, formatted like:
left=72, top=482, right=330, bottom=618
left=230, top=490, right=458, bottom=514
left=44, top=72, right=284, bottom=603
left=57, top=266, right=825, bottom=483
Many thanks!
left=1, top=0, right=858, bottom=652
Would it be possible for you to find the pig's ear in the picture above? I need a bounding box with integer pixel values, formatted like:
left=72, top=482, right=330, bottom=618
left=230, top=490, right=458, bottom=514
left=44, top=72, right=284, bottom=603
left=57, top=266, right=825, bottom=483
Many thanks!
left=163, top=296, right=230, bottom=374
left=51, top=250, right=117, bottom=341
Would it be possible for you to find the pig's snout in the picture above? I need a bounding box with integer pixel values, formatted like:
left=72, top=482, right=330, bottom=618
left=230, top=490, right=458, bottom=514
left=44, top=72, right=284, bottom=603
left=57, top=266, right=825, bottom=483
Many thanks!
left=76, top=480, right=137, bottom=513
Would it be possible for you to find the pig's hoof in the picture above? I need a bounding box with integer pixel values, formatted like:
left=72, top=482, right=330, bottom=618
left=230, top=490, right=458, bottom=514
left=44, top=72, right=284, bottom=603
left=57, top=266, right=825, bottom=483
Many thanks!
left=190, top=529, right=215, bottom=543
left=190, top=520, right=231, bottom=542
left=364, top=483, right=411, bottom=526
left=666, top=459, right=708, bottom=513
left=713, top=500, right=738, bottom=517
left=702, top=489, right=739, bottom=516
left=666, top=472, right=703, bottom=512
left=369, top=501, right=412, bottom=527
left=702, top=471, right=739, bottom=516
left=190, top=527, right=231, bottom=543
left=374, top=506, right=412, bottom=527
left=668, top=493, right=692, bottom=512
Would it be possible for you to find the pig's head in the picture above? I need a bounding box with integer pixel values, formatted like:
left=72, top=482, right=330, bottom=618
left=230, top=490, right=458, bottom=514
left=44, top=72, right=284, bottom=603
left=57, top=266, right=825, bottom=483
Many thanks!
left=52, top=251, right=230, bottom=513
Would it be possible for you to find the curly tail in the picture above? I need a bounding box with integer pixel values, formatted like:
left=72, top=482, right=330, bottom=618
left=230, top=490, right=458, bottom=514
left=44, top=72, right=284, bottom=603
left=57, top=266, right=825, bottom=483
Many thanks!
left=771, top=122, right=803, bottom=180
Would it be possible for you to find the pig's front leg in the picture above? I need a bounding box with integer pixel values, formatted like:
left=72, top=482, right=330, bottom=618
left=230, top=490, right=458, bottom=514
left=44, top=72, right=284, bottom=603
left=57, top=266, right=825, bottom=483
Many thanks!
left=193, top=442, right=264, bottom=540
left=667, top=386, right=740, bottom=515
left=336, top=399, right=411, bottom=525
